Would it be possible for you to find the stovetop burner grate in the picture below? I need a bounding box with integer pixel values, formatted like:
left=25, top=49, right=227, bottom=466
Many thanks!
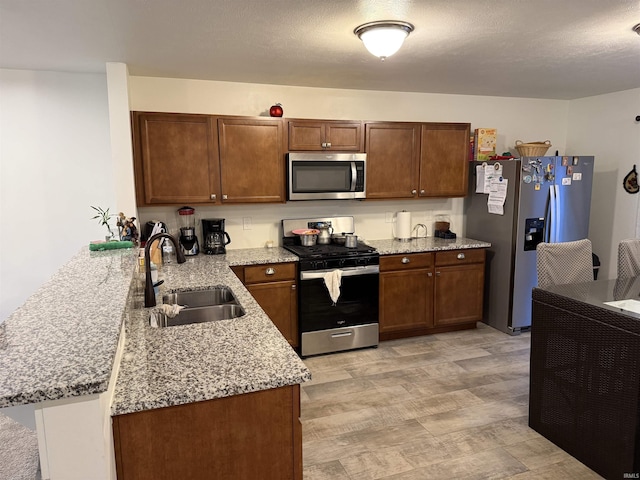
left=283, top=241, right=376, bottom=259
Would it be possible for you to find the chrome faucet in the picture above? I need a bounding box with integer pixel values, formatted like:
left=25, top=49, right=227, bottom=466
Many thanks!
left=144, top=233, right=186, bottom=308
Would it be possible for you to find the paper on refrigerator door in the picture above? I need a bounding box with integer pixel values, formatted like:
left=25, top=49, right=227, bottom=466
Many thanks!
left=483, top=162, right=503, bottom=193
left=487, top=178, right=508, bottom=215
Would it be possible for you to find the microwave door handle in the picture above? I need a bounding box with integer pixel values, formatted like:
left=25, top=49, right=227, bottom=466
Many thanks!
left=351, top=162, right=357, bottom=192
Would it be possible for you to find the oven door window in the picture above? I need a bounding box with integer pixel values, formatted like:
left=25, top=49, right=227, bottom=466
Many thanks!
left=299, top=273, right=379, bottom=332
left=292, top=161, right=353, bottom=193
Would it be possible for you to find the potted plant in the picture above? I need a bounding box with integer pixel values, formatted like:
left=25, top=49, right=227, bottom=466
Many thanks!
left=91, top=206, right=115, bottom=241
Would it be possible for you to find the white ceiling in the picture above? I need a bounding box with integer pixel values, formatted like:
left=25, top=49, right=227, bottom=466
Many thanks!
left=1, top=0, right=639, bottom=100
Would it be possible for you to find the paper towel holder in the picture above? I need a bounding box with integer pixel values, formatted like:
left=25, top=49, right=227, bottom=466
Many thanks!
left=393, top=210, right=413, bottom=242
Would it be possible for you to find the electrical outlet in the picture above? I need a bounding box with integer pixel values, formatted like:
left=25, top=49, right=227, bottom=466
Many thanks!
left=385, top=212, right=394, bottom=223
left=242, top=217, right=252, bottom=230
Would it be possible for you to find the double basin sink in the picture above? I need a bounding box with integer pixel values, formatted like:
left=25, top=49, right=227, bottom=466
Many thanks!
left=151, top=286, right=245, bottom=328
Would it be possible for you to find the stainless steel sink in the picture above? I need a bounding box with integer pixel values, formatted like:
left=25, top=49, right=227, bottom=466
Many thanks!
left=162, top=287, right=239, bottom=308
left=151, top=286, right=245, bottom=327
left=153, top=304, right=246, bottom=327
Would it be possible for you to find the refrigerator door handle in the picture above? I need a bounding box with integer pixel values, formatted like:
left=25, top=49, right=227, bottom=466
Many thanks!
left=554, top=184, right=561, bottom=243
left=545, top=185, right=556, bottom=243
left=544, top=186, right=551, bottom=243
left=549, top=184, right=557, bottom=243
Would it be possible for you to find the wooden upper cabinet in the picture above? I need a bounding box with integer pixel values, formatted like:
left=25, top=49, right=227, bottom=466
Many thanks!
left=365, top=122, right=421, bottom=199
left=288, top=120, right=363, bottom=151
left=419, top=123, right=470, bottom=197
left=132, top=112, right=219, bottom=205
left=217, top=117, right=286, bottom=203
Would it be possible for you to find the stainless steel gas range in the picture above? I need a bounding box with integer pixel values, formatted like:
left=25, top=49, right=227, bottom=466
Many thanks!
left=281, top=216, right=379, bottom=357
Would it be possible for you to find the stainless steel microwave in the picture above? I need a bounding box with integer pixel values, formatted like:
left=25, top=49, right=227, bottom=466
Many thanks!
left=287, top=153, right=367, bottom=200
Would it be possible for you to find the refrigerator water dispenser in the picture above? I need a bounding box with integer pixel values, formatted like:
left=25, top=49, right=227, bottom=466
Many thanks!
left=524, top=218, right=545, bottom=251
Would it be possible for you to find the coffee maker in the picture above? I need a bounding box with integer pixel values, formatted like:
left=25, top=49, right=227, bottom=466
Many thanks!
left=202, top=218, right=231, bottom=255
left=177, top=207, right=199, bottom=255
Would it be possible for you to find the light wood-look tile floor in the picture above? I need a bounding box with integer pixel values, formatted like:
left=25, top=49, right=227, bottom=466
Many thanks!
left=300, top=323, right=604, bottom=480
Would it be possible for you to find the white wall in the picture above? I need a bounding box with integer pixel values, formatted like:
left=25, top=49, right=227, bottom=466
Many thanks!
left=0, top=70, right=115, bottom=321
left=567, top=88, right=640, bottom=278
left=129, top=76, right=571, bottom=248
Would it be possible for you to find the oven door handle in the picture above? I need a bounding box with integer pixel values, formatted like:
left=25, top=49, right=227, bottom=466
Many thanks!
left=300, top=265, right=379, bottom=280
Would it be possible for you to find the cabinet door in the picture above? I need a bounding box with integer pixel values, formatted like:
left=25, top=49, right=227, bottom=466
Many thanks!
left=218, top=117, right=285, bottom=203
left=288, top=121, right=325, bottom=150
left=288, top=120, right=363, bottom=151
left=379, top=268, right=434, bottom=333
left=365, top=123, right=421, bottom=199
left=247, top=281, right=298, bottom=347
left=419, top=123, right=470, bottom=197
left=324, top=122, right=363, bottom=151
left=133, top=112, right=219, bottom=205
left=434, top=263, right=484, bottom=326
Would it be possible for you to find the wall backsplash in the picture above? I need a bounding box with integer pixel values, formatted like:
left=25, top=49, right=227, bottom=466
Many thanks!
left=139, top=197, right=466, bottom=250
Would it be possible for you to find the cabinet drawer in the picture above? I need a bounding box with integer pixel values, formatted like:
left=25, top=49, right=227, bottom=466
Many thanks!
left=380, top=253, right=433, bottom=272
left=243, top=262, right=297, bottom=284
left=436, top=249, right=485, bottom=267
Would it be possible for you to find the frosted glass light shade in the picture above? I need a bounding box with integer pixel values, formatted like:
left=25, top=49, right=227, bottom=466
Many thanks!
left=354, top=21, right=414, bottom=60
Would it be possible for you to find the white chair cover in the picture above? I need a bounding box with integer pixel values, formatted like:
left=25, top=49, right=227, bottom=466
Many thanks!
left=536, top=239, right=593, bottom=289
left=617, top=238, right=640, bottom=279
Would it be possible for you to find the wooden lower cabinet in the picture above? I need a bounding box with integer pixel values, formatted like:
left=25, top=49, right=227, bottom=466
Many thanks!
left=233, top=262, right=298, bottom=347
left=379, top=249, right=485, bottom=340
left=379, top=253, right=434, bottom=337
left=434, top=249, right=486, bottom=326
left=113, top=385, right=302, bottom=480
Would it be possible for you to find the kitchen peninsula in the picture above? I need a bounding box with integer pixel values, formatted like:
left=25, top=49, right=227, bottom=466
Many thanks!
left=0, top=245, right=310, bottom=480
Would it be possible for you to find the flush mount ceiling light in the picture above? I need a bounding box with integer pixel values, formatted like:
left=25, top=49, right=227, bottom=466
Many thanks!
left=354, top=20, right=414, bottom=61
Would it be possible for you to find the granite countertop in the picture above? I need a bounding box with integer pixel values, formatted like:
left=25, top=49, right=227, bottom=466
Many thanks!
left=110, top=247, right=310, bottom=416
left=0, top=247, right=137, bottom=408
left=0, top=238, right=488, bottom=413
left=367, top=236, right=490, bottom=255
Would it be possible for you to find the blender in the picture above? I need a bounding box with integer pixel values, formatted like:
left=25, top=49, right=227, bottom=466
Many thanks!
left=177, top=207, right=199, bottom=256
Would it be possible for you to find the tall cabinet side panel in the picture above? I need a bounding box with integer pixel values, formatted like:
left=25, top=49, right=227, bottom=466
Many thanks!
left=464, top=161, right=519, bottom=334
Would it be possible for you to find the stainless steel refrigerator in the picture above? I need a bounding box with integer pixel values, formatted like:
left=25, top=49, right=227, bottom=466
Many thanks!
left=464, top=156, right=594, bottom=334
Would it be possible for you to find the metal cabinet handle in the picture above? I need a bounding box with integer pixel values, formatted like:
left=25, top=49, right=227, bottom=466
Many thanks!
left=265, top=267, right=276, bottom=275
left=291, top=284, right=296, bottom=290
left=436, top=271, right=441, bottom=276
left=222, top=194, right=228, bottom=200
left=401, top=257, right=410, bottom=264
left=321, top=142, right=327, bottom=148
left=420, top=189, right=425, bottom=194
left=427, top=272, right=433, bottom=277
left=457, top=253, right=465, bottom=260
left=326, top=142, right=331, bottom=148
left=411, top=189, right=417, bottom=195
left=210, top=194, right=216, bottom=200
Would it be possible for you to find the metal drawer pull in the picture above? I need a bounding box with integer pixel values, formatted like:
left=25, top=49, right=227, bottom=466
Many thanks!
left=411, top=189, right=417, bottom=195
left=436, top=271, right=441, bottom=276
left=222, top=194, right=228, bottom=200
left=428, top=272, right=433, bottom=277
left=401, top=257, right=410, bottom=264
left=265, top=267, right=276, bottom=275
left=331, top=331, right=353, bottom=338
left=210, top=194, right=216, bottom=200
left=457, top=253, right=465, bottom=260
